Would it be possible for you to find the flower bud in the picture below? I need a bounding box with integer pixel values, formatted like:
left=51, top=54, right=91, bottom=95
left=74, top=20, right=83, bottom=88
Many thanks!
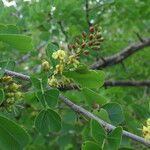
left=99, top=37, right=104, bottom=42
left=42, top=60, right=50, bottom=71
left=15, top=92, right=23, bottom=100
left=83, top=50, right=89, bottom=55
left=89, top=26, right=95, bottom=33
left=81, top=43, right=86, bottom=49
left=81, top=32, right=87, bottom=38
left=96, top=33, right=102, bottom=39
left=88, top=41, right=93, bottom=46
left=89, top=34, right=94, bottom=40
left=92, top=102, right=99, bottom=110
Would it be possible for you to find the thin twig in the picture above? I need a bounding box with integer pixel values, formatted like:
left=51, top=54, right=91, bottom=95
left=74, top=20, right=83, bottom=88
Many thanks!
left=60, top=95, right=150, bottom=147
left=57, top=21, right=68, bottom=42
left=85, top=0, right=92, bottom=27
left=91, top=38, right=150, bottom=69
left=4, top=70, right=150, bottom=89
left=16, top=42, right=46, bottom=64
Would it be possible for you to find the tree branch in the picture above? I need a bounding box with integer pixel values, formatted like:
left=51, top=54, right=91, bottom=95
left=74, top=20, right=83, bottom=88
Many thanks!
left=5, top=70, right=150, bottom=89
left=5, top=69, right=30, bottom=81
left=16, top=42, right=46, bottom=64
left=60, top=95, right=150, bottom=147
left=85, top=0, right=92, bottom=27
left=105, top=80, right=150, bottom=87
left=3, top=69, right=150, bottom=147
left=57, top=21, right=68, bottom=43
left=91, top=38, right=150, bottom=69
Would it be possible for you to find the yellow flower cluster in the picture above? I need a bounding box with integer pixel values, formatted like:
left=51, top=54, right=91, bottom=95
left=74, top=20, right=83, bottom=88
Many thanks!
left=0, top=76, right=23, bottom=109
left=142, top=118, right=150, bottom=140
left=48, top=49, right=80, bottom=87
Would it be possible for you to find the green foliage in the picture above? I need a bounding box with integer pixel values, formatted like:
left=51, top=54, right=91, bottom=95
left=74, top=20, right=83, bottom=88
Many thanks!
left=64, top=70, right=105, bottom=88
left=0, top=115, right=29, bottom=150
left=91, top=120, right=106, bottom=146
left=104, top=127, right=122, bottom=150
left=0, top=34, right=33, bottom=52
left=82, top=88, right=107, bottom=106
left=34, top=109, right=61, bottom=135
left=82, top=141, right=101, bottom=150
left=44, top=89, right=59, bottom=108
left=46, top=43, right=59, bottom=67
left=0, top=0, right=149, bottom=149
left=0, top=89, right=4, bottom=105
left=103, top=102, right=125, bottom=125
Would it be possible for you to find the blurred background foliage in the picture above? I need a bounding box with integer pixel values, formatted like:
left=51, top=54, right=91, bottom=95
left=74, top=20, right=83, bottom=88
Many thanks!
left=0, top=0, right=150, bottom=149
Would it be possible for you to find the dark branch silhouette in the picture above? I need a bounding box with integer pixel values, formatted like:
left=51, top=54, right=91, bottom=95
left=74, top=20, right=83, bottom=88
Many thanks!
left=91, top=38, right=150, bottom=69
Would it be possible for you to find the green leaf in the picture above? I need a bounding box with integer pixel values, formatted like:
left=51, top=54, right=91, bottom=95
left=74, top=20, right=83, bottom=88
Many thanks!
left=82, top=88, right=107, bottom=106
left=31, top=76, right=42, bottom=90
left=46, top=43, right=58, bottom=67
left=82, top=141, right=101, bottom=150
left=0, top=89, right=4, bottom=105
left=0, top=60, right=16, bottom=70
left=0, top=24, right=19, bottom=34
left=0, top=115, right=30, bottom=150
left=34, top=109, right=61, bottom=135
left=36, top=91, right=47, bottom=108
left=0, top=34, right=33, bottom=52
left=44, top=89, right=59, bottom=107
left=0, top=60, right=15, bottom=77
left=132, top=104, right=150, bottom=119
left=94, top=108, right=111, bottom=123
left=36, top=89, right=59, bottom=108
left=105, top=127, right=122, bottom=150
left=64, top=70, right=105, bottom=88
left=102, top=103, right=124, bottom=125
left=91, top=120, right=106, bottom=146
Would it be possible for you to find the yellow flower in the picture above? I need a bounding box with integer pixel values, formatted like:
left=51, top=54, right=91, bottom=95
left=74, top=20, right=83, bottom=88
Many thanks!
left=54, top=64, right=64, bottom=74
left=52, top=50, right=66, bottom=60
left=68, top=55, right=79, bottom=68
left=48, top=76, right=58, bottom=87
left=147, top=118, right=150, bottom=126
left=142, top=126, right=150, bottom=140
left=42, top=60, right=50, bottom=71
left=14, top=92, right=23, bottom=100
left=9, top=83, right=21, bottom=91
left=2, top=76, right=13, bottom=82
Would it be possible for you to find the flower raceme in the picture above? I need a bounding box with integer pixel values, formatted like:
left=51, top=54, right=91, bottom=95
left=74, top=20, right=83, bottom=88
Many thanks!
left=41, top=49, right=80, bottom=88
left=142, top=118, right=150, bottom=140
left=0, top=76, right=23, bottom=110
left=41, top=25, right=104, bottom=88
